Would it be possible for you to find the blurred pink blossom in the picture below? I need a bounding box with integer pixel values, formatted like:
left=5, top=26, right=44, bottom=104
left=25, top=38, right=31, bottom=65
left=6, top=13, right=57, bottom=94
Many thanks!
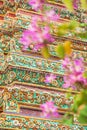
left=20, top=22, right=54, bottom=51
left=84, top=19, right=87, bottom=23
left=73, top=0, right=78, bottom=9
left=28, top=0, right=45, bottom=11
left=33, top=43, right=44, bottom=51
left=62, top=57, right=87, bottom=89
left=40, top=101, right=59, bottom=118
left=45, top=10, right=60, bottom=21
left=45, top=74, right=56, bottom=83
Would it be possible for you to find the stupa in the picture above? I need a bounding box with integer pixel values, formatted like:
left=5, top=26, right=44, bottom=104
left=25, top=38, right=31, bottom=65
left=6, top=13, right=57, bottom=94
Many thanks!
left=0, top=0, right=87, bottom=129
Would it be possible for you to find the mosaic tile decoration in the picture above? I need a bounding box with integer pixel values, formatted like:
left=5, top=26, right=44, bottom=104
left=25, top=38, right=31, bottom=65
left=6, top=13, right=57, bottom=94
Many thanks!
left=0, top=0, right=87, bottom=129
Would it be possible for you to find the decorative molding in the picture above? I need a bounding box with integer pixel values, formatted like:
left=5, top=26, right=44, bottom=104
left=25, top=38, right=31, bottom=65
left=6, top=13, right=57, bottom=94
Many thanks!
left=3, top=85, right=73, bottom=112
left=0, top=113, right=86, bottom=129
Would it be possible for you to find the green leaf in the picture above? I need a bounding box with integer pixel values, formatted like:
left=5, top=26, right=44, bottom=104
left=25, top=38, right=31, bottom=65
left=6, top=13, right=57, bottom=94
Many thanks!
left=66, top=93, right=72, bottom=99
left=72, top=94, right=83, bottom=113
left=63, top=118, right=73, bottom=125
left=78, top=114, right=87, bottom=124
left=62, top=114, right=73, bottom=125
left=66, top=89, right=72, bottom=98
left=81, top=91, right=87, bottom=104
left=62, top=0, right=74, bottom=12
left=68, top=21, right=79, bottom=30
left=57, top=21, right=79, bottom=36
left=78, top=32, right=87, bottom=39
left=80, top=23, right=87, bottom=27
left=80, top=0, right=87, bottom=10
left=41, top=46, right=50, bottom=58
left=55, top=44, right=65, bottom=58
left=72, top=101, right=79, bottom=113
left=63, top=41, right=72, bottom=55
left=80, top=105, right=87, bottom=116
left=83, top=71, right=87, bottom=78
left=57, top=24, right=68, bottom=36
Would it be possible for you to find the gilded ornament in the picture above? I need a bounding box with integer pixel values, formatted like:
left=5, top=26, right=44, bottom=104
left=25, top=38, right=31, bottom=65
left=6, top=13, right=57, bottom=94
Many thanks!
left=54, top=98, right=60, bottom=105
left=38, top=75, right=45, bottom=82
left=29, top=121, right=35, bottom=128
left=13, top=120, right=20, bottom=126
left=9, top=101, right=15, bottom=107
left=41, top=95, right=46, bottom=101
left=36, top=97, right=41, bottom=103
left=36, top=60, right=42, bottom=68
left=23, top=73, right=30, bottom=81
left=4, top=92, right=10, bottom=100
left=32, top=73, right=37, bottom=78
left=28, top=93, right=33, bottom=100
left=7, top=71, right=16, bottom=81
left=51, top=80, right=58, bottom=86
left=0, top=118, right=4, bottom=125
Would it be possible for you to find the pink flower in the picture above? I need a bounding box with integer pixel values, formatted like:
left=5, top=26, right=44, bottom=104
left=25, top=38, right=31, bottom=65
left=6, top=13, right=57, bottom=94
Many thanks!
left=28, top=0, right=45, bottom=11
left=84, top=19, right=87, bottom=23
left=42, top=26, right=54, bottom=42
left=62, top=57, right=87, bottom=89
left=33, top=43, right=44, bottom=51
left=73, top=0, right=79, bottom=9
left=62, top=57, right=71, bottom=68
left=45, top=10, right=60, bottom=22
left=45, top=74, right=56, bottom=83
left=40, top=101, right=59, bottom=118
left=20, top=21, right=54, bottom=51
left=20, top=30, right=32, bottom=50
